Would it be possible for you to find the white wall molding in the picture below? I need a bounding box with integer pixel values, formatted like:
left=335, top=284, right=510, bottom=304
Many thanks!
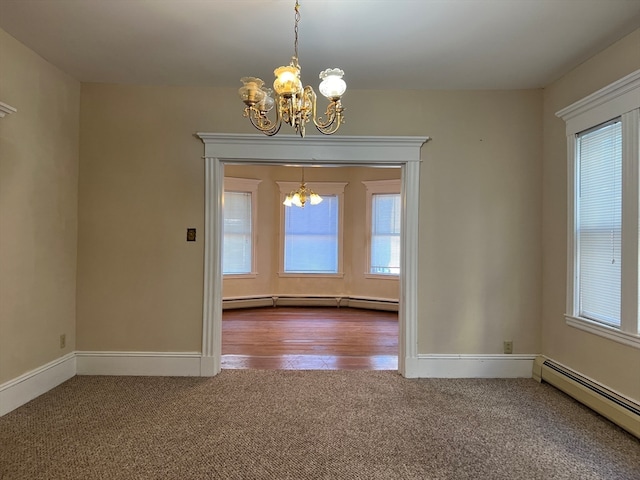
left=0, top=353, right=76, bottom=416
left=0, top=351, right=534, bottom=416
left=557, top=68, right=640, bottom=135
left=197, top=133, right=429, bottom=163
left=0, top=101, right=17, bottom=118
left=75, top=351, right=202, bottom=376
left=565, top=315, right=640, bottom=349
left=198, top=133, right=429, bottom=377
left=406, top=354, right=537, bottom=378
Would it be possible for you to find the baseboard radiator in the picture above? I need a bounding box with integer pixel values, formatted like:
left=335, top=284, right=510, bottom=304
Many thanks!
left=222, top=297, right=274, bottom=310
left=222, top=295, right=399, bottom=311
left=533, top=357, right=640, bottom=438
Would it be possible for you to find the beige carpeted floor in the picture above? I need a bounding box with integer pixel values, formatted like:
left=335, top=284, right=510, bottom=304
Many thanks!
left=1, top=370, right=639, bottom=479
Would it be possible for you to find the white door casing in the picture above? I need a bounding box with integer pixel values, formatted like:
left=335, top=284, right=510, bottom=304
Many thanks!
left=197, top=133, right=428, bottom=377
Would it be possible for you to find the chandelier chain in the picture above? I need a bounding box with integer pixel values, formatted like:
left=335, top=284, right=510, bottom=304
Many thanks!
left=294, top=0, right=300, bottom=64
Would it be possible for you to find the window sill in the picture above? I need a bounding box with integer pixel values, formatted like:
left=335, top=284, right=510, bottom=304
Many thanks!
left=278, top=272, right=344, bottom=279
left=565, top=315, right=640, bottom=349
left=223, top=273, right=258, bottom=279
left=364, top=273, right=400, bottom=280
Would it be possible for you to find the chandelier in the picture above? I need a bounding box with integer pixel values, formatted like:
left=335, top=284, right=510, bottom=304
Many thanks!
left=238, top=1, right=346, bottom=138
left=283, top=169, right=322, bottom=208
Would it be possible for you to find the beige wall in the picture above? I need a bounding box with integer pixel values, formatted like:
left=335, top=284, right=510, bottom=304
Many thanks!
left=76, top=85, right=208, bottom=352
left=0, top=29, right=80, bottom=382
left=77, top=84, right=543, bottom=357
left=222, top=165, right=401, bottom=300
left=417, top=90, right=543, bottom=355
left=542, top=29, right=640, bottom=401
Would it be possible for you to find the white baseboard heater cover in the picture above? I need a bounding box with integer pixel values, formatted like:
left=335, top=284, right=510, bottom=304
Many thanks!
left=222, top=297, right=274, bottom=310
left=222, top=295, right=399, bottom=311
left=533, top=357, right=640, bottom=438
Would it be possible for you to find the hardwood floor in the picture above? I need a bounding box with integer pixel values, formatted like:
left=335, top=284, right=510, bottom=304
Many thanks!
left=222, top=306, right=398, bottom=370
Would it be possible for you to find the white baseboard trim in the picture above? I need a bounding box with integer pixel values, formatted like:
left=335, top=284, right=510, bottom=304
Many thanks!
left=1, top=351, right=535, bottom=416
left=404, top=354, right=537, bottom=378
left=75, top=351, right=202, bottom=377
left=200, top=355, right=219, bottom=376
left=0, top=353, right=76, bottom=416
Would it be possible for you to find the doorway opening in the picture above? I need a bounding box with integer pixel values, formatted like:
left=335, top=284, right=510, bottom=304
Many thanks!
left=197, top=133, right=427, bottom=377
left=220, top=163, right=400, bottom=369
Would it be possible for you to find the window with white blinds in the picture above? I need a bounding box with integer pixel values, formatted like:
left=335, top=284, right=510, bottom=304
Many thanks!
left=362, top=179, right=401, bottom=278
left=577, top=120, right=622, bottom=326
left=371, top=193, right=401, bottom=275
left=223, top=191, right=252, bottom=274
left=222, top=177, right=261, bottom=276
left=558, top=69, right=640, bottom=348
left=284, top=195, right=338, bottom=273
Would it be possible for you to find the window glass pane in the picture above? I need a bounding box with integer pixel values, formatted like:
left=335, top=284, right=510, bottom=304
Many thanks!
left=284, top=196, right=338, bottom=273
left=223, top=191, right=252, bottom=274
left=578, top=120, right=622, bottom=326
left=371, top=193, right=400, bottom=274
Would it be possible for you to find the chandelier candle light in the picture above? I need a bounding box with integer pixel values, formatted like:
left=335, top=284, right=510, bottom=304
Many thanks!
left=283, top=169, right=322, bottom=208
left=238, top=0, right=346, bottom=137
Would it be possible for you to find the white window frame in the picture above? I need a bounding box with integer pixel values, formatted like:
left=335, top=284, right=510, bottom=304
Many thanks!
left=362, top=179, right=401, bottom=279
left=223, top=177, right=261, bottom=278
left=557, top=69, right=640, bottom=349
left=276, top=180, right=348, bottom=278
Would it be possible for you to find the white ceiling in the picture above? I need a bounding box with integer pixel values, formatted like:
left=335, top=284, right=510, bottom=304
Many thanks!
left=1, top=0, right=639, bottom=90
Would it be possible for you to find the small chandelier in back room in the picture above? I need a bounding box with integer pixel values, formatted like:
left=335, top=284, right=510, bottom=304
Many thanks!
left=283, top=168, right=322, bottom=208
left=238, top=0, right=346, bottom=138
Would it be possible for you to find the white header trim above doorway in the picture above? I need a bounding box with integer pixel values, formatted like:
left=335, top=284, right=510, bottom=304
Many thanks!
left=197, top=133, right=427, bottom=163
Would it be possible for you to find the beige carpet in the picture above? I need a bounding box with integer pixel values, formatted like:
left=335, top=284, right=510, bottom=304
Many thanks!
left=1, top=370, right=639, bottom=479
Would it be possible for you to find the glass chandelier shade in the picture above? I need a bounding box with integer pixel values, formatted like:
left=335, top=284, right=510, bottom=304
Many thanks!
left=238, top=1, right=346, bottom=137
left=319, top=69, right=347, bottom=100
left=273, top=65, right=303, bottom=96
left=238, top=77, right=266, bottom=105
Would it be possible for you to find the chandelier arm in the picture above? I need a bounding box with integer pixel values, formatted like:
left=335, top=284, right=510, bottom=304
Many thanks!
left=303, top=85, right=340, bottom=134
left=312, top=99, right=344, bottom=135
left=248, top=109, right=278, bottom=135
left=316, top=111, right=343, bottom=135
left=246, top=106, right=282, bottom=136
